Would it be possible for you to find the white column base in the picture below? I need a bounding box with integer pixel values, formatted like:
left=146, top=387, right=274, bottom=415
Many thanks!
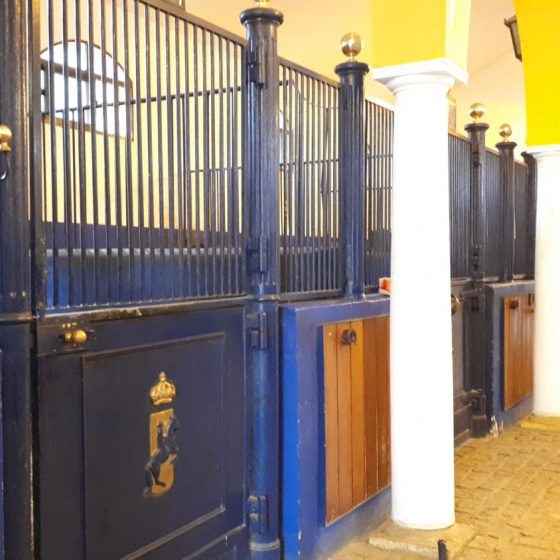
left=526, top=147, right=560, bottom=416
left=372, top=60, right=464, bottom=530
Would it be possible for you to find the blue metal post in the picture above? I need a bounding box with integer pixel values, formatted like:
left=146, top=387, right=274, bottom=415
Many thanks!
left=240, top=5, right=283, bottom=560
left=0, top=0, right=37, bottom=557
left=496, top=138, right=517, bottom=282
left=465, top=121, right=489, bottom=282
left=464, top=119, right=490, bottom=437
left=522, top=151, right=537, bottom=278
left=335, top=59, right=369, bottom=297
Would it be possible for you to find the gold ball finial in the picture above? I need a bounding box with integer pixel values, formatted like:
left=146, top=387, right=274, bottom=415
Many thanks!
left=254, top=0, right=270, bottom=5
left=469, top=102, right=486, bottom=123
left=499, top=123, right=513, bottom=142
left=340, top=32, right=363, bottom=61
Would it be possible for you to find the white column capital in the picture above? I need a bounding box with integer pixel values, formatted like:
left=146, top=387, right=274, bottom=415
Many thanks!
left=525, top=145, right=560, bottom=161
left=371, top=58, right=468, bottom=95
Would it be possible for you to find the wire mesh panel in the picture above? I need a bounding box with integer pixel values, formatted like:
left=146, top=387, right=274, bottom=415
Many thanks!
left=279, top=61, right=340, bottom=295
left=448, top=133, right=471, bottom=279
left=485, top=150, right=502, bottom=280
left=40, top=0, right=245, bottom=310
left=365, top=100, right=393, bottom=289
left=514, top=161, right=529, bottom=277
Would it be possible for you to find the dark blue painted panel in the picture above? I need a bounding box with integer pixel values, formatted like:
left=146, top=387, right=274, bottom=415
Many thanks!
left=38, top=304, right=248, bottom=560
left=484, top=281, right=535, bottom=428
left=281, top=296, right=390, bottom=560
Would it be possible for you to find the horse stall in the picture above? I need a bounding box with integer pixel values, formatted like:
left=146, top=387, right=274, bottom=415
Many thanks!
left=0, top=0, right=537, bottom=559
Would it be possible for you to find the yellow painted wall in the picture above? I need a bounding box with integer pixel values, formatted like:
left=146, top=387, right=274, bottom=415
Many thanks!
left=514, top=0, right=560, bottom=146
left=371, top=0, right=471, bottom=71
left=185, top=0, right=394, bottom=103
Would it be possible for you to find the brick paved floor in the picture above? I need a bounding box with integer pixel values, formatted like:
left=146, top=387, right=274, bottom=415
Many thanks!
left=332, top=425, right=560, bottom=559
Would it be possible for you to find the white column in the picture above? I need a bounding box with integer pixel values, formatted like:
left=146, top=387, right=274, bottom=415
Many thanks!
left=372, top=60, right=468, bottom=530
left=527, top=147, right=560, bottom=416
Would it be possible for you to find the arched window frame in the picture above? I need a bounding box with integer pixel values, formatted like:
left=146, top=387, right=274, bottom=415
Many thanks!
left=40, top=40, right=133, bottom=138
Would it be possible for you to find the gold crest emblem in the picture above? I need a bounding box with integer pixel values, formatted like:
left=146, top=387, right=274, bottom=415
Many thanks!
left=144, top=372, right=180, bottom=497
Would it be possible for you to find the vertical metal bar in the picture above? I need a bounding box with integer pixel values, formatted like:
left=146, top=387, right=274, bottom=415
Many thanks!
left=74, top=0, right=88, bottom=306
left=100, top=0, right=113, bottom=302
left=111, top=0, right=123, bottom=302
left=202, top=28, right=211, bottom=295
left=209, top=32, right=218, bottom=295
left=280, top=66, right=288, bottom=293
left=288, top=68, right=296, bottom=293
left=326, top=85, right=334, bottom=289
left=218, top=36, right=226, bottom=295
left=61, top=0, right=74, bottom=306
left=310, top=78, right=317, bottom=291
left=144, top=5, right=155, bottom=300
left=87, top=0, right=100, bottom=303
left=176, top=18, right=185, bottom=298
left=47, top=0, right=59, bottom=307
left=297, top=72, right=304, bottom=291
left=193, top=25, right=202, bottom=296
left=226, top=40, right=233, bottom=294
left=123, top=0, right=134, bottom=301
left=134, top=0, right=146, bottom=300
left=155, top=8, right=165, bottom=300
left=164, top=13, right=174, bottom=299
left=184, top=21, right=193, bottom=296
left=232, top=42, right=240, bottom=294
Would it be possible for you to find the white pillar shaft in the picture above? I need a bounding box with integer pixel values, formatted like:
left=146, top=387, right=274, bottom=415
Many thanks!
left=385, top=72, right=456, bottom=529
left=531, top=149, right=560, bottom=416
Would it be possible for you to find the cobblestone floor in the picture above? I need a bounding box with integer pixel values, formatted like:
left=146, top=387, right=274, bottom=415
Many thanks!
left=332, top=424, right=560, bottom=559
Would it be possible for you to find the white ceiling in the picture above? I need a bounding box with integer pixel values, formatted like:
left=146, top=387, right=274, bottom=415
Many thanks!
left=467, top=0, right=517, bottom=76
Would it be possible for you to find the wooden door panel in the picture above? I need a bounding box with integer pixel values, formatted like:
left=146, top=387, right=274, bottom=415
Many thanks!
left=350, top=321, right=366, bottom=505
left=323, top=324, right=340, bottom=523
left=323, top=315, right=390, bottom=525
left=335, top=322, right=354, bottom=515
left=504, top=294, right=534, bottom=410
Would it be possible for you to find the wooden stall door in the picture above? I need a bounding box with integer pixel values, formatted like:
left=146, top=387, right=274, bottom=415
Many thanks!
left=504, top=294, right=534, bottom=410
left=323, top=316, right=390, bottom=524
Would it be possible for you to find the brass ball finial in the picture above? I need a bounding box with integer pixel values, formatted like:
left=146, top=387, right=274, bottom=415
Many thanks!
left=499, top=123, right=513, bottom=142
left=0, top=125, right=12, bottom=153
left=340, top=32, right=363, bottom=61
left=469, top=102, right=486, bottom=123
left=254, top=0, right=270, bottom=5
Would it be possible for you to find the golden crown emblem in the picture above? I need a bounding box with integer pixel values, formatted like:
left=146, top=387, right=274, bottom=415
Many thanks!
left=150, top=372, right=177, bottom=407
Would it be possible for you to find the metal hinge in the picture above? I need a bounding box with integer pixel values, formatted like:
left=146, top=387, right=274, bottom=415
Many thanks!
left=467, top=389, right=486, bottom=416
left=247, top=312, right=268, bottom=350
left=463, top=289, right=485, bottom=312
left=247, top=495, right=269, bottom=534
left=247, top=48, right=265, bottom=86
left=471, top=245, right=480, bottom=269
left=247, top=236, right=269, bottom=274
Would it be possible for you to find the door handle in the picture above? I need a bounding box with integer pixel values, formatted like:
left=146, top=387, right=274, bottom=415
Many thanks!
left=0, top=125, right=11, bottom=182
left=340, top=328, right=357, bottom=347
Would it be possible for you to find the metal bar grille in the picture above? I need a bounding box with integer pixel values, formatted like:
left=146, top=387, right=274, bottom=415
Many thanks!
left=365, top=99, right=393, bottom=289
left=514, top=161, right=529, bottom=277
left=40, top=0, right=245, bottom=310
left=279, top=60, right=340, bottom=295
left=448, top=133, right=471, bottom=279
left=485, top=150, right=502, bottom=280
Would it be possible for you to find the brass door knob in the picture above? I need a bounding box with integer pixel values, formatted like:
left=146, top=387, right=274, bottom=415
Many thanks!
left=0, top=125, right=12, bottom=153
left=63, top=329, right=88, bottom=345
